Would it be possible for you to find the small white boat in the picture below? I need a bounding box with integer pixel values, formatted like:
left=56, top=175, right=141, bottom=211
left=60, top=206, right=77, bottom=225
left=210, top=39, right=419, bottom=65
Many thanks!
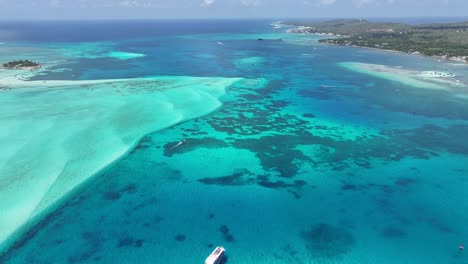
left=169, top=139, right=185, bottom=150
left=205, top=246, right=225, bottom=264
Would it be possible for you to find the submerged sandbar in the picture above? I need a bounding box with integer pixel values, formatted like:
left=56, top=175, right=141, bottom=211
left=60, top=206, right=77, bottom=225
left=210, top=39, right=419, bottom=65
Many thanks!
left=338, top=62, right=465, bottom=90
left=0, top=74, right=242, bottom=254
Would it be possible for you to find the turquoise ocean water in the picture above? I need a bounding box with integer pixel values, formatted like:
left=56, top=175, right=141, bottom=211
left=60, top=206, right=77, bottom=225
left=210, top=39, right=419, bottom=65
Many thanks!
left=0, top=20, right=467, bottom=263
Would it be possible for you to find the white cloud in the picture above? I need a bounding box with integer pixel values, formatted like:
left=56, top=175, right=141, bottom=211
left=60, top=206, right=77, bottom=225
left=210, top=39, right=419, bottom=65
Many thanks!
left=48, top=0, right=61, bottom=7
left=77, top=0, right=88, bottom=8
left=116, top=0, right=164, bottom=8
left=353, top=0, right=373, bottom=7
left=302, top=0, right=336, bottom=7
left=201, top=0, right=216, bottom=6
left=352, top=0, right=396, bottom=7
left=239, top=0, right=262, bottom=6
left=119, top=0, right=138, bottom=7
left=317, top=0, right=337, bottom=6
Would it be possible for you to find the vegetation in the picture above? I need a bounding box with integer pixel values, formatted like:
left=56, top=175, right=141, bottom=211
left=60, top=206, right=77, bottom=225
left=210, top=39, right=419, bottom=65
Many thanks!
left=287, top=19, right=468, bottom=62
left=2, top=60, right=41, bottom=69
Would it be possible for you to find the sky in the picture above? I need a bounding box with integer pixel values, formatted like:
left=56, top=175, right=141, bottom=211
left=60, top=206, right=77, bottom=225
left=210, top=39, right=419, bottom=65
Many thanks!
left=0, top=0, right=467, bottom=20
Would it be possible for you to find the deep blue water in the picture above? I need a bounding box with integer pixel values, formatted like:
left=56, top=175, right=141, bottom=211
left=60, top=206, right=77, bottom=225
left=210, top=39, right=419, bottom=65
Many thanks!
left=2, top=17, right=467, bottom=43
left=1, top=20, right=468, bottom=264
left=0, top=20, right=271, bottom=42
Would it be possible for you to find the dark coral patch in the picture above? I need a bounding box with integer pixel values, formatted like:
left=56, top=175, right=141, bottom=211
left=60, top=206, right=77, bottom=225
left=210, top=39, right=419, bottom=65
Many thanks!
left=302, top=113, right=316, bottom=118
left=366, top=183, right=393, bottom=194
left=300, top=223, right=355, bottom=259
left=354, top=159, right=371, bottom=168
left=426, top=218, right=454, bottom=234
left=199, top=170, right=306, bottom=198
left=207, top=81, right=308, bottom=138
left=204, top=79, right=468, bottom=177
left=380, top=227, right=407, bottom=238
left=287, top=190, right=302, bottom=199
left=198, top=170, right=255, bottom=186
left=117, top=237, right=134, bottom=248
left=384, top=124, right=468, bottom=156
left=129, top=136, right=154, bottom=154
left=232, top=136, right=312, bottom=177
left=358, top=84, right=468, bottom=120
left=134, top=239, right=144, bottom=248
left=175, top=234, right=186, bottom=242
left=101, top=183, right=139, bottom=201
left=394, top=177, right=418, bottom=187
left=115, top=235, right=144, bottom=248
left=163, top=138, right=229, bottom=157
left=67, top=232, right=103, bottom=263
left=218, top=97, right=468, bottom=175
left=257, top=176, right=306, bottom=189
left=341, top=184, right=358, bottom=191
left=101, top=191, right=121, bottom=201
left=219, top=225, right=235, bottom=242
left=224, top=234, right=235, bottom=242
left=122, top=183, right=138, bottom=194
left=219, top=225, right=229, bottom=234
left=276, top=243, right=302, bottom=263
left=299, top=86, right=337, bottom=100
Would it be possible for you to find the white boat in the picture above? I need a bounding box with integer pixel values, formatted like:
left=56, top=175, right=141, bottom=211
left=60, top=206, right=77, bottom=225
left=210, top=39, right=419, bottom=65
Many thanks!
left=169, top=139, right=185, bottom=150
left=205, top=246, right=225, bottom=264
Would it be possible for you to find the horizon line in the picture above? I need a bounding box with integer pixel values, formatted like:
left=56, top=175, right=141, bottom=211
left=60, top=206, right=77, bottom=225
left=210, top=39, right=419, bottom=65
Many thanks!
left=0, top=15, right=468, bottom=22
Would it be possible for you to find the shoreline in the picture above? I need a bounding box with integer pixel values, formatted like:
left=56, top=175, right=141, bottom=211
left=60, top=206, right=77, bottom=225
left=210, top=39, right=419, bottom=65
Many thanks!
left=1, top=65, right=42, bottom=71
left=321, top=40, right=468, bottom=65
left=282, top=22, right=468, bottom=65
left=328, top=40, right=468, bottom=64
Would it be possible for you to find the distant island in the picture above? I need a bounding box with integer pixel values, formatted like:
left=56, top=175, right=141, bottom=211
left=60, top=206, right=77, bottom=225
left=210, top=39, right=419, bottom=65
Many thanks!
left=285, top=19, right=468, bottom=63
left=2, top=60, right=42, bottom=70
